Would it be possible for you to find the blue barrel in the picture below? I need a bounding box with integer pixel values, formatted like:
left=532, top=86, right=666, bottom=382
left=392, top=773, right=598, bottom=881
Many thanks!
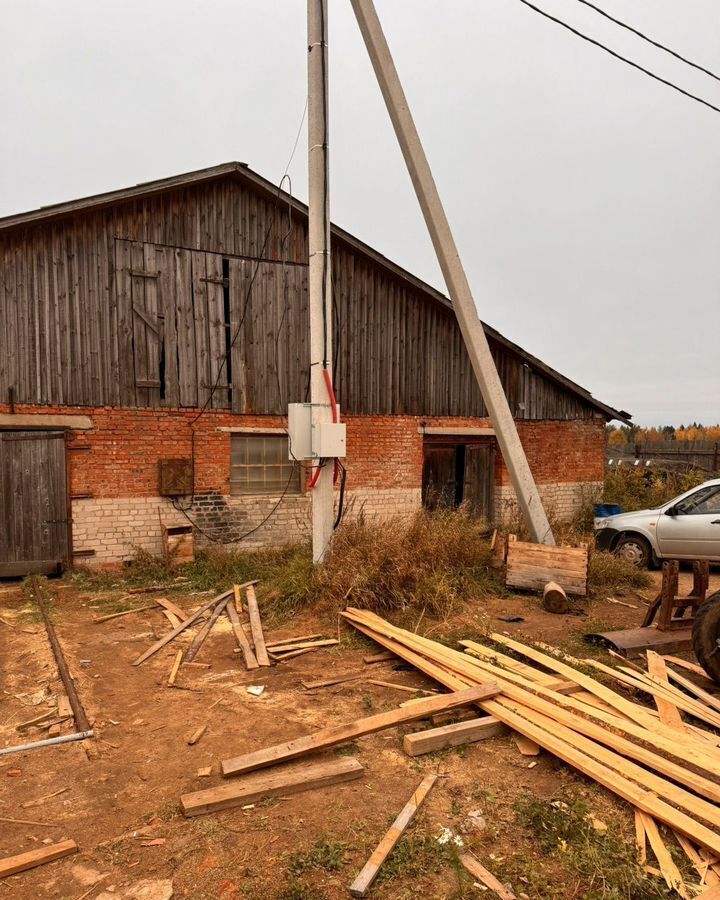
left=594, top=503, right=622, bottom=518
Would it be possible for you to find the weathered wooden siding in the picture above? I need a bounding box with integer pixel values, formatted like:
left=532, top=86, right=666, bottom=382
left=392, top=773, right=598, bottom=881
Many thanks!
left=0, top=173, right=599, bottom=420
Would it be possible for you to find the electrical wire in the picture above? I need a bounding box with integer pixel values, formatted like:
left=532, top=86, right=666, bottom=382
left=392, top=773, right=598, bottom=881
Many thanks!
left=517, top=0, right=720, bottom=114
left=573, top=0, right=720, bottom=83
left=171, top=464, right=298, bottom=545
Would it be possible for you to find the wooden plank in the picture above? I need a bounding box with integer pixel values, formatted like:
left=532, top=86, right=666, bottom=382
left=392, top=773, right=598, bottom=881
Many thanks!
left=402, top=716, right=506, bottom=756
left=226, top=596, right=259, bottom=670
left=93, top=604, right=155, bottom=624
left=512, top=732, right=541, bottom=757
left=637, top=811, right=688, bottom=896
left=459, top=853, right=516, bottom=899
left=266, top=634, right=324, bottom=649
left=367, top=679, right=437, bottom=695
left=245, top=585, right=270, bottom=667
left=132, top=590, right=232, bottom=666
left=184, top=596, right=230, bottom=663
left=665, top=667, right=720, bottom=718
left=349, top=774, right=437, bottom=897
left=0, top=839, right=78, bottom=878
left=181, top=757, right=364, bottom=817
left=674, top=831, right=720, bottom=888
left=155, top=597, right=189, bottom=621
left=646, top=651, right=685, bottom=731
left=269, top=639, right=339, bottom=654
left=302, top=673, right=365, bottom=690
left=168, top=649, right=183, bottom=686
left=221, top=685, right=499, bottom=777
left=664, top=656, right=715, bottom=681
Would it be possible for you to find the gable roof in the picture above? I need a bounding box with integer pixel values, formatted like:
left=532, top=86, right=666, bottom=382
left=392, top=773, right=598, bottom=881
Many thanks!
left=0, top=161, right=631, bottom=423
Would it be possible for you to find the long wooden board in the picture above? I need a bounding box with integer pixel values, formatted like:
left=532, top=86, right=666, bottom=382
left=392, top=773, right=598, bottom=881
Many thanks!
left=0, top=839, right=78, bottom=877
left=403, top=716, right=506, bottom=756
left=647, top=651, right=685, bottom=731
left=181, top=757, right=363, bottom=816
left=132, top=590, right=232, bottom=666
left=460, top=853, right=516, bottom=899
left=226, top=599, right=259, bottom=670
left=221, top=684, right=499, bottom=777
left=245, top=585, right=270, bottom=666
left=184, top=596, right=230, bottom=663
left=349, top=774, right=437, bottom=897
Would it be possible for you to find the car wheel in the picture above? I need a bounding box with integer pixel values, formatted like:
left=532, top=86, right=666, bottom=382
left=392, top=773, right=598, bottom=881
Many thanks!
left=613, top=534, right=651, bottom=568
left=692, top=591, right=720, bottom=683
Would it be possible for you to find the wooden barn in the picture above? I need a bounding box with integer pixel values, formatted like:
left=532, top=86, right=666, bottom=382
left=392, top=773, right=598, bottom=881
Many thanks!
left=0, top=162, right=629, bottom=574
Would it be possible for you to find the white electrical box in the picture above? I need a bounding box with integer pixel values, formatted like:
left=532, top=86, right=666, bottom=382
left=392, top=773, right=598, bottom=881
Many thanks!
left=314, top=421, right=347, bottom=458
left=287, top=403, right=346, bottom=460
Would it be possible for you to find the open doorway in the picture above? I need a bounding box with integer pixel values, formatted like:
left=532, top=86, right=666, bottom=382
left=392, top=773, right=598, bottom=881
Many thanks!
left=421, top=436, right=495, bottom=521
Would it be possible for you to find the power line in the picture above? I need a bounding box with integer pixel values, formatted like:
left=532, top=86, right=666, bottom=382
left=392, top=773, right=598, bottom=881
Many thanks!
left=574, top=0, right=720, bottom=83
left=517, top=0, right=720, bottom=114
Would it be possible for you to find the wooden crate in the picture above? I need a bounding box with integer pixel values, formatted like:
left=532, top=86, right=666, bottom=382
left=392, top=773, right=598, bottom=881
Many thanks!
left=162, top=524, right=194, bottom=566
left=505, top=539, right=588, bottom=596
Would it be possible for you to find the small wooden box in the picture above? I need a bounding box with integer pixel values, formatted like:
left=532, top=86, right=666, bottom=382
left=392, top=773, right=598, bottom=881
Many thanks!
left=162, top=523, right=194, bottom=566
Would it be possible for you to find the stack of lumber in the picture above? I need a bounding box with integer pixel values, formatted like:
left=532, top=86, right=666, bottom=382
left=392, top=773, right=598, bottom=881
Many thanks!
left=505, top=538, right=588, bottom=596
left=341, top=607, right=720, bottom=896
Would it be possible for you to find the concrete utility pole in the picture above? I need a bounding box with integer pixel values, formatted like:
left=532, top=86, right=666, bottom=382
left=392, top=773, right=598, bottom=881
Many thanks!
left=350, top=0, right=555, bottom=545
left=307, top=0, right=335, bottom=561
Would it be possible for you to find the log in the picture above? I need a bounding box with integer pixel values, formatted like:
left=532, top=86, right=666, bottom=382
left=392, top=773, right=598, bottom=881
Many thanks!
left=542, top=581, right=569, bottom=614
left=0, top=840, right=78, bottom=878
left=221, top=684, right=500, bottom=777
left=403, top=716, right=506, bottom=756
left=349, top=774, right=437, bottom=897
left=181, top=757, right=364, bottom=817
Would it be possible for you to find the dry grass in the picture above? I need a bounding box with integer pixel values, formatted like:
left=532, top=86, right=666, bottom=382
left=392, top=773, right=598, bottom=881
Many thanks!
left=603, top=466, right=707, bottom=513
left=587, top=551, right=652, bottom=597
left=314, top=508, right=504, bottom=619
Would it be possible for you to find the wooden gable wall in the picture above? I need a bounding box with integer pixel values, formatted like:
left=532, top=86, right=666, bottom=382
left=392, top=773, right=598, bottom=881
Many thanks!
left=0, top=174, right=598, bottom=420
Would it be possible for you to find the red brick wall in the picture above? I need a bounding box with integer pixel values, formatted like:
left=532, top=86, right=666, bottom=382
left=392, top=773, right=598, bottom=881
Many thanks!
left=0, top=404, right=606, bottom=497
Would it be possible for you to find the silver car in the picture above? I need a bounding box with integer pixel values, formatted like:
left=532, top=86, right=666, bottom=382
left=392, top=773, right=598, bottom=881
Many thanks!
left=594, top=478, right=720, bottom=566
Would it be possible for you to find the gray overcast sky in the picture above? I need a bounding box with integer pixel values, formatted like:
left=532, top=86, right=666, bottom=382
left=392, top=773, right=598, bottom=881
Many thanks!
left=1, top=1, right=718, bottom=426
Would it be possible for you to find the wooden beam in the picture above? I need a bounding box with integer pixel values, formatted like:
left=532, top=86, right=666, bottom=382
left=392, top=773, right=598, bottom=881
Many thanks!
left=93, top=604, right=155, bottom=624
left=184, top=596, right=230, bottom=663
left=0, top=840, right=78, bottom=877
left=221, top=684, right=499, bottom=777
left=349, top=774, right=437, bottom=897
left=403, top=716, right=506, bottom=757
left=132, top=590, right=232, bottom=666
left=459, top=853, right=516, bottom=899
left=245, top=585, right=270, bottom=666
left=226, top=598, right=259, bottom=670
left=181, top=757, right=364, bottom=817
left=646, top=651, right=685, bottom=731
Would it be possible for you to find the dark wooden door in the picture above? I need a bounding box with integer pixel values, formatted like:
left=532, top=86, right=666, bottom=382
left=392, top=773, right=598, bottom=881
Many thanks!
left=0, top=431, right=69, bottom=576
left=422, top=446, right=458, bottom=510
left=463, top=443, right=495, bottom=521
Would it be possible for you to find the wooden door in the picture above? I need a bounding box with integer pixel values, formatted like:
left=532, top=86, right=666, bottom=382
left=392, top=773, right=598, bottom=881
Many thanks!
left=464, top=443, right=495, bottom=521
left=0, top=431, right=69, bottom=577
left=422, top=446, right=459, bottom=510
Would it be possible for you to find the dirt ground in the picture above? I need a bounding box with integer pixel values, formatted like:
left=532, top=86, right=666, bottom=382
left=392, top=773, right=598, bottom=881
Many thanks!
left=1, top=569, right=719, bottom=900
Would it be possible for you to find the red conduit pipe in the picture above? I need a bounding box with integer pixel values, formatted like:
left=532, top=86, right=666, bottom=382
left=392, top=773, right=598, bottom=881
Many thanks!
left=307, top=367, right=340, bottom=490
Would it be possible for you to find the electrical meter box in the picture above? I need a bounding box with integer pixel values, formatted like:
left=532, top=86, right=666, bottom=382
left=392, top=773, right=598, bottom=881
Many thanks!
left=288, top=403, right=346, bottom=460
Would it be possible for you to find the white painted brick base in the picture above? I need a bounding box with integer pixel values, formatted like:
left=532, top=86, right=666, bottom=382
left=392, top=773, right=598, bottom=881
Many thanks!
left=71, top=487, right=423, bottom=565
left=494, top=481, right=603, bottom=526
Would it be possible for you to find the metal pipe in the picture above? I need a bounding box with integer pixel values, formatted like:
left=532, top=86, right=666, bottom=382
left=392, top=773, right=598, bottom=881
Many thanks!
left=0, top=730, right=94, bottom=758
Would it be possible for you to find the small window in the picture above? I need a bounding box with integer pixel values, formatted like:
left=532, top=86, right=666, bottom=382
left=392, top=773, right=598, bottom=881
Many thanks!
left=230, top=434, right=301, bottom=496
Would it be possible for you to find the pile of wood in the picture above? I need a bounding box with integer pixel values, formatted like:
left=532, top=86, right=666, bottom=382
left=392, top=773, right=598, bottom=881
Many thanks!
left=341, top=607, right=720, bottom=896
left=130, top=582, right=338, bottom=678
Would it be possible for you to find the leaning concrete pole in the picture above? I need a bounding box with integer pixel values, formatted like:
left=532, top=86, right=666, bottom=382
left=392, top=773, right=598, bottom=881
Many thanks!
left=350, top=0, right=555, bottom=545
left=308, top=0, right=335, bottom=561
